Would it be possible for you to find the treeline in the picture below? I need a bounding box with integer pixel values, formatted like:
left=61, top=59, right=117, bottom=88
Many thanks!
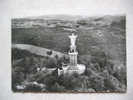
left=12, top=47, right=126, bottom=92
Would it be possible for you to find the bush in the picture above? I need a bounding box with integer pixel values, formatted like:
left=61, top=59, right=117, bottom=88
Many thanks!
left=57, top=74, right=81, bottom=90
left=49, top=82, right=66, bottom=92
left=24, top=83, right=43, bottom=92
left=45, top=57, right=57, bottom=68
left=77, top=20, right=88, bottom=25
left=46, top=50, right=53, bottom=56
left=44, top=74, right=57, bottom=91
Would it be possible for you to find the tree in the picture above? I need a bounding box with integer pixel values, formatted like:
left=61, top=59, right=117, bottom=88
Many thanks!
left=90, top=47, right=107, bottom=71
left=58, top=74, right=81, bottom=90
left=90, top=77, right=105, bottom=92
left=45, top=74, right=57, bottom=91
left=46, top=57, right=57, bottom=68
left=54, top=54, right=59, bottom=60
left=46, top=50, right=53, bottom=56
left=77, top=20, right=88, bottom=26
left=12, top=66, right=25, bottom=91
left=50, top=82, right=66, bottom=92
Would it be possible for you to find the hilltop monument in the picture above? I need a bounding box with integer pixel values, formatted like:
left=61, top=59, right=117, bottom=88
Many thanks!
left=58, top=32, right=86, bottom=75
left=68, top=33, right=78, bottom=70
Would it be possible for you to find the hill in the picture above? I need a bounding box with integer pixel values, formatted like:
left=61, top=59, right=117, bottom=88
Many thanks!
left=12, top=44, right=68, bottom=58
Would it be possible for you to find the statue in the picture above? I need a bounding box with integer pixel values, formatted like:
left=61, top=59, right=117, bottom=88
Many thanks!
left=69, top=33, right=77, bottom=52
left=69, top=33, right=77, bottom=46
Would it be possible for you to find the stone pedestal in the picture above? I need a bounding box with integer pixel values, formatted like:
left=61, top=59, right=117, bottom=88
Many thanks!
left=68, top=52, right=78, bottom=67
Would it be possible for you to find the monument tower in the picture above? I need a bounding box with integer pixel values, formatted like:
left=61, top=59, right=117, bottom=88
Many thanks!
left=68, top=33, right=78, bottom=70
left=58, top=31, right=85, bottom=75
